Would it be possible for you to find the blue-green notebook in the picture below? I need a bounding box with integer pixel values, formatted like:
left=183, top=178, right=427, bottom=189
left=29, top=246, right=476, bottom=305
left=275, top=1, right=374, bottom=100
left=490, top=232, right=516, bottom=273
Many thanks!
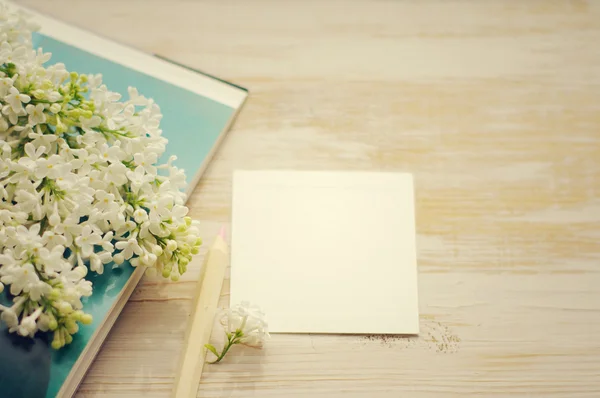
left=0, top=4, right=247, bottom=398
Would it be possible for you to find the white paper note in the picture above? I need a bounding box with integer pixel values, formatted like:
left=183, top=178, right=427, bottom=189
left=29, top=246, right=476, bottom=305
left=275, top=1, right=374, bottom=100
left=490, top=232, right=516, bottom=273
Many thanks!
left=230, top=170, right=420, bottom=334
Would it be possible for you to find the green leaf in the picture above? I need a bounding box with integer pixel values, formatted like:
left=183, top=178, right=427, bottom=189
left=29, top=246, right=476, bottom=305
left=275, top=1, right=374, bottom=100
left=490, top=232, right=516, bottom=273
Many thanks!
left=205, top=344, right=219, bottom=358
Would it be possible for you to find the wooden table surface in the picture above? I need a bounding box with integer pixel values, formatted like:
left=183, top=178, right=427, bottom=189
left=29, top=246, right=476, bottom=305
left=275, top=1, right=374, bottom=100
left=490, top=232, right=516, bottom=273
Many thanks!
left=21, top=1, right=600, bottom=397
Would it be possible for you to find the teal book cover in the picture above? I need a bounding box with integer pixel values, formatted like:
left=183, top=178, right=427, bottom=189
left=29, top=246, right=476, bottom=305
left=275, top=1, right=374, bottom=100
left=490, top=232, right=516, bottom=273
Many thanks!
left=0, top=4, right=247, bottom=398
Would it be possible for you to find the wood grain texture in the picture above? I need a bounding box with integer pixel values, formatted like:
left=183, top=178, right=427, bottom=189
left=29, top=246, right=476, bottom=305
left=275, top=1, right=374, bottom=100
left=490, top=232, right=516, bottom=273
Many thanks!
left=18, top=0, right=600, bottom=396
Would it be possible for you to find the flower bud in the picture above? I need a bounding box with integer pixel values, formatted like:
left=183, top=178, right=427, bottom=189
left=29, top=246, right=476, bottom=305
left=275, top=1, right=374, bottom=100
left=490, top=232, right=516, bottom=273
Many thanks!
left=113, top=253, right=125, bottom=265
left=49, top=288, right=61, bottom=300
left=152, top=245, right=163, bottom=256
left=74, top=265, right=87, bottom=278
left=146, top=253, right=157, bottom=266
left=179, top=244, right=190, bottom=256
left=90, top=254, right=101, bottom=272
left=72, top=310, right=84, bottom=321
left=68, top=108, right=81, bottom=118
left=48, top=211, right=60, bottom=226
left=49, top=103, right=61, bottom=113
left=65, top=319, right=78, bottom=335
left=56, top=121, right=66, bottom=134
left=48, top=317, right=58, bottom=331
left=47, top=91, right=62, bottom=102
left=166, top=240, right=177, bottom=251
left=59, top=302, right=73, bottom=315
left=51, top=330, right=62, bottom=350
left=81, top=314, right=93, bottom=325
left=33, top=204, right=43, bottom=220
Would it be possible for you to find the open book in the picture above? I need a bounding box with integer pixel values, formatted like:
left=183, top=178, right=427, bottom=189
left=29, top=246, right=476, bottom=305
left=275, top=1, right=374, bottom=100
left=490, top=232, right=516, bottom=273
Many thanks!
left=0, top=2, right=247, bottom=397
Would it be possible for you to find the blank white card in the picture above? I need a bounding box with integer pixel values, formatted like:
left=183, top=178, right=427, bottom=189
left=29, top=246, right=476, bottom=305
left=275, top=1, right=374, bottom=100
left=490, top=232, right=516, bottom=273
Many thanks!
left=230, top=170, right=419, bottom=334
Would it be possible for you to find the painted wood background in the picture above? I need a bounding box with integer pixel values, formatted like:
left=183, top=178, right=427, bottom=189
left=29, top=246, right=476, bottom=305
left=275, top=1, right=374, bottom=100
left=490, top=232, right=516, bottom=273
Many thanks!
left=20, top=1, right=600, bottom=396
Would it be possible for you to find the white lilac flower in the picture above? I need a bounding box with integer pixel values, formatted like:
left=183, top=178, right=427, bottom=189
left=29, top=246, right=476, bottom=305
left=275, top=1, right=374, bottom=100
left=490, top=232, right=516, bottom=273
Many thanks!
left=133, top=208, right=148, bottom=224
left=99, top=231, right=114, bottom=252
left=29, top=127, right=58, bottom=149
left=79, top=114, right=101, bottom=129
left=41, top=230, right=67, bottom=248
left=126, top=166, right=154, bottom=191
left=5, top=86, right=30, bottom=112
left=26, top=103, right=46, bottom=124
left=133, top=152, right=158, bottom=175
left=0, top=77, right=14, bottom=97
left=20, top=142, right=46, bottom=168
left=72, top=149, right=97, bottom=175
left=74, top=225, right=103, bottom=257
left=1, top=262, right=39, bottom=297
left=97, top=142, right=125, bottom=164
left=224, top=301, right=270, bottom=348
left=0, top=4, right=202, bottom=348
left=35, top=154, right=71, bottom=179
left=95, top=190, right=117, bottom=211
left=167, top=166, right=187, bottom=190
left=54, top=172, right=78, bottom=191
left=18, top=307, right=42, bottom=337
left=28, top=279, right=52, bottom=302
left=115, top=238, right=143, bottom=260
left=106, top=162, right=128, bottom=185
left=14, top=188, right=41, bottom=213
left=0, top=296, right=26, bottom=333
left=205, top=302, right=270, bottom=364
left=89, top=252, right=112, bottom=274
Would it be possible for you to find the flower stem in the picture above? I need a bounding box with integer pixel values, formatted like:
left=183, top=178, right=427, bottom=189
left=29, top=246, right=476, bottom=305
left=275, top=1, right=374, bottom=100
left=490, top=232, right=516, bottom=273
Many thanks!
left=207, top=333, right=242, bottom=364
left=210, top=341, right=233, bottom=364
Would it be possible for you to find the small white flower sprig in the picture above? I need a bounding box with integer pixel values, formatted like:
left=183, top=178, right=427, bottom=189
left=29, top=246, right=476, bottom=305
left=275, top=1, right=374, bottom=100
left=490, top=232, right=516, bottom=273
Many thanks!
left=0, top=5, right=201, bottom=348
left=206, top=301, right=270, bottom=364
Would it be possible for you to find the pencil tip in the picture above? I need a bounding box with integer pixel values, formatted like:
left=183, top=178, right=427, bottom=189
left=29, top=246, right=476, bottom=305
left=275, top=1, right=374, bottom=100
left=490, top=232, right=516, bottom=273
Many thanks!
left=218, top=225, right=226, bottom=239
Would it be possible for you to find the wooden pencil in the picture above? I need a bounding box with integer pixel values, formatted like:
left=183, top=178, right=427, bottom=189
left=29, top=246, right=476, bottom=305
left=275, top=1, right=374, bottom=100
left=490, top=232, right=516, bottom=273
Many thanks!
left=171, top=226, right=228, bottom=398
